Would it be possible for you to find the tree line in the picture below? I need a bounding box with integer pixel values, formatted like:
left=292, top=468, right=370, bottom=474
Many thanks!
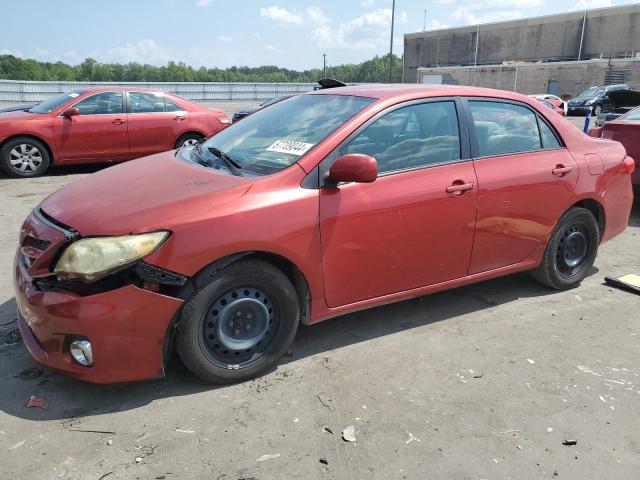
left=0, top=54, right=403, bottom=83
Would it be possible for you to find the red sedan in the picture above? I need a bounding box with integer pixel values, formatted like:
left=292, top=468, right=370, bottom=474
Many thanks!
left=14, top=85, right=634, bottom=384
left=0, top=87, right=230, bottom=177
left=589, top=106, right=640, bottom=191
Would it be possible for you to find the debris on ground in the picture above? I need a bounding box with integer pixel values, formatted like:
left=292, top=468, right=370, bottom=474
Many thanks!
left=26, top=395, right=48, bottom=409
left=106, top=439, right=113, bottom=446
left=174, top=428, right=195, bottom=433
left=562, top=439, right=577, bottom=446
left=18, top=367, right=43, bottom=380
left=256, top=453, right=281, bottom=462
left=473, top=372, right=484, bottom=378
left=319, top=457, right=328, bottom=465
left=8, top=440, right=25, bottom=451
left=527, top=359, right=536, bottom=365
left=135, top=457, right=143, bottom=463
left=605, top=274, right=640, bottom=294
left=67, top=429, right=116, bottom=434
left=97, top=472, right=114, bottom=480
left=405, top=431, right=421, bottom=444
left=553, top=470, right=559, bottom=477
left=323, top=426, right=334, bottom=434
left=342, top=425, right=357, bottom=442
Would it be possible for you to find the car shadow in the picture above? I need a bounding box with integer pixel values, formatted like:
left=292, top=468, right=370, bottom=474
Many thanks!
left=0, top=271, right=566, bottom=422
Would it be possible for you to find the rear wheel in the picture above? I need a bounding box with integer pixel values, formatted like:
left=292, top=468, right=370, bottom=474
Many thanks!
left=0, top=137, right=50, bottom=177
left=175, top=133, right=204, bottom=149
left=532, top=207, right=599, bottom=290
left=176, top=259, right=299, bottom=384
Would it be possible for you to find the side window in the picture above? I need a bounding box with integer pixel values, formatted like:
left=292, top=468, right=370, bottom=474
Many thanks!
left=539, top=119, right=561, bottom=149
left=469, top=101, right=541, bottom=156
left=164, top=98, right=185, bottom=112
left=341, top=101, right=461, bottom=174
left=73, top=92, right=123, bottom=115
left=129, top=92, right=167, bottom=113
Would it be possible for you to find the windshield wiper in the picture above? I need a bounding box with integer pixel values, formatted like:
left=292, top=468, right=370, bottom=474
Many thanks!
left=208, top=147, right=243, bottom=176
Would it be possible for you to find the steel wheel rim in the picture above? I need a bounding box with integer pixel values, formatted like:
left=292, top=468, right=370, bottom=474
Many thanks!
left=556, top=223, right=590, bottom=278
left=182, top=138, right=200, bottom=148
left=202, top=287, right=275, bottom=367
left=9, top=144, right=43, bottom=173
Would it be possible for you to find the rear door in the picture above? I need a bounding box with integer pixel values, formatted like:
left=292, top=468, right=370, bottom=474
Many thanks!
left=464, top=98, right=579, bottom=274
left=126, top=91, right=188, bottom=157
left=53, top=91, right=129, bottom=161
left=319, top=99, right=478, bottom=307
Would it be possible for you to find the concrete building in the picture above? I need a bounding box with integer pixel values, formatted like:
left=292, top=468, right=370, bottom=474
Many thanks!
left=403, top=4, right=640, bottom=96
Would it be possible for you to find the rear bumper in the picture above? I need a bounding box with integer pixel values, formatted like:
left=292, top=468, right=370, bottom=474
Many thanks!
left=14, top=253, right=183, bottom=384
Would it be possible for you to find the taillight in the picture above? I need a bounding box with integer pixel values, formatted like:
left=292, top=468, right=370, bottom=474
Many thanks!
left=623, top=156, right=636, bottom=174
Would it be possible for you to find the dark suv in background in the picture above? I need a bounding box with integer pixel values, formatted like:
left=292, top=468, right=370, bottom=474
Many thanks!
left=567, top=84, right=630, bottom=116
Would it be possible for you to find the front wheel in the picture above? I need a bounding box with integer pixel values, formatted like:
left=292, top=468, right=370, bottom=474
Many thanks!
left=176, top=259, right=299, bottom=384
left=532, top=207, right=599, bottom=290
left=0, top=137, right=51, bottom=177
left=592, top=104, right=602, bottom=117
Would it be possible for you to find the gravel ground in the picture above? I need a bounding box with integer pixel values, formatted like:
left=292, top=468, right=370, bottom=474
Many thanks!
left=0, top=104, right=638, bottom=480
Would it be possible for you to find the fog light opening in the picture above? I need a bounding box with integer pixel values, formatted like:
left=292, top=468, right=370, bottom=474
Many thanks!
left=70, top=339, right=93, bottom=366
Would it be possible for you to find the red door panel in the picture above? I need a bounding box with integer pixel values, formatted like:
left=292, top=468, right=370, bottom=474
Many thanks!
left=320, top=162, right=478, bottom=307
left=469, top=149, right=579, bottom=274
left=52, top=114, right=129, bottom=162
left=127, top=112, right=187, bottom=157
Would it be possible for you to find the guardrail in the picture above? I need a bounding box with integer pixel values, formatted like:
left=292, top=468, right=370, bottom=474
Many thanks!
left=0, top=80, right=321, bottom=102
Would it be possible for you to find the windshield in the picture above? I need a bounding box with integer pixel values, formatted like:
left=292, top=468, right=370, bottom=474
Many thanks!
left=200, top=94, right=374, bottom=175
left=576, top=87, right=602, bottom=99
left=29, top=90, right=85, bottom=114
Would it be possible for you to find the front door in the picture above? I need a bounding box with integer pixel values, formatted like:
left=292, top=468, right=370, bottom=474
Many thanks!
left=53, top=91, right=129, bottom=162
left=465, top=98, right=579, bottom=274
left=319, top=100, right=478, bottom=308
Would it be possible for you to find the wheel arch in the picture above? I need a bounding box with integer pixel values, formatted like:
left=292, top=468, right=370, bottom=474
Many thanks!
left=571, top=198, right=605, bottom=242
left=162, top=251, right=312, bottom=366
left=175, top=130, right=207, bottom=148
left=0, top=134, right=55, bottom=164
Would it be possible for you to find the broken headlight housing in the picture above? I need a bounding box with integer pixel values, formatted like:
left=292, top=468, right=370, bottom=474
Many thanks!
left=54, top=231, right=169, bottom=281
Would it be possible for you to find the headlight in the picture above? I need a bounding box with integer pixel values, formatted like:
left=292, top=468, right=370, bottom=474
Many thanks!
left=585, top=99, right=595, bottom=105
left=54, top=231, right=168, bottom=281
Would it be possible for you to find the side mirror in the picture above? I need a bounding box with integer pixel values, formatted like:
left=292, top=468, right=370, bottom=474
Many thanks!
left=63, top=107, right=80, bottom=119
left=327, top=154, right=378, bottom=186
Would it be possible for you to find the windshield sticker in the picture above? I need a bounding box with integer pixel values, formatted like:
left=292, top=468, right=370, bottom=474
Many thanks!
left=266, top=139, right=314, bottom=156
left=68, top=93, right=80, bottom=98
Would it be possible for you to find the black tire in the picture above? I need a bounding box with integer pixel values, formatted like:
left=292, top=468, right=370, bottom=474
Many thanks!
left=532, top=207, right=599, bottom=290
left=0, top=136, right=50, bottom=177
left=176, top=259, right=299, bottom=384
left=174, top=133, right=204, bottom=150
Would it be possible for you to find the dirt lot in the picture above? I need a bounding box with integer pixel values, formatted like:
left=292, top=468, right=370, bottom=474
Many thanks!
left=0, top=105, right=639, bottom=480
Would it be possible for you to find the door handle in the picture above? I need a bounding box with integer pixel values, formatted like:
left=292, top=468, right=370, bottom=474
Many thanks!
left=552, top=165, right=573, bottom=176
left=446, top=182, right=475, bottom=194
left=112, top=119, right=125, bottom=125
left=175, top=115, right=185, bottom=121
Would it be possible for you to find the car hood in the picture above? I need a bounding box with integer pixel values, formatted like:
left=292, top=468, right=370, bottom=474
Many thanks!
left=40, top=150, right=255, bottom=236
left=608, top=90, right=640, bottom=108
left=0, top=109, right=41, bottom=122
left=0, top=102, right=38, bottom=113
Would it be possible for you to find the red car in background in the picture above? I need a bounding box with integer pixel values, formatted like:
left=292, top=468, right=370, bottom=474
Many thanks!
left=14, top=85, right=634, bottom=384
left=0, top=87, right=230, bottom=177
left=589, top=106, right=640, bottom=191
left=536, top=98, right=566, bottom=116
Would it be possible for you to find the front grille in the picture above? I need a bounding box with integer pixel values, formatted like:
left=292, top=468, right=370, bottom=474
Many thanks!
left=23, top=235, right=50, bottom=251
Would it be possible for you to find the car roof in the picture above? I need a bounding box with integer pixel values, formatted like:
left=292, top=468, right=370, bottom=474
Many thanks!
left=308, top=84, right=536, bottom=102
left=79, top=86, right=169, bottom=94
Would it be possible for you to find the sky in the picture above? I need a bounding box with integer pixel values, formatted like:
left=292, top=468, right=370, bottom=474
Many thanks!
left=1, top=0, right=638, bottom=71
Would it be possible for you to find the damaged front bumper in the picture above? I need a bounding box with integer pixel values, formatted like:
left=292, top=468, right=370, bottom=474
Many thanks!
left=13, top=209, right=184, bottom=384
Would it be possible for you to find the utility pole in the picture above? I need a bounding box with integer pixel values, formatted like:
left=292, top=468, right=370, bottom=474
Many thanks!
left=388, top=0, right=396, bottom=83
left=423, top=9, right=427, bottom=31
left=323, top=53, right=327, bottom=79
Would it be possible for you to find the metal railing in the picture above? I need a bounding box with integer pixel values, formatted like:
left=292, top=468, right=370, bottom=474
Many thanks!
left=0, top=80, right=321, bottom=103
